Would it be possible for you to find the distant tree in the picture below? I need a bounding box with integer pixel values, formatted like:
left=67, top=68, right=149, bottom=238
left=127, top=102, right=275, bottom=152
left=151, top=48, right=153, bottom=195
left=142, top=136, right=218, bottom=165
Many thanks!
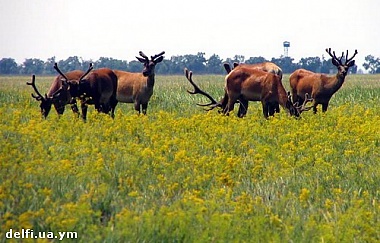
left=0, top=58, right=18, bottom=75
left=363, top=55, right=380, bottom=74
left=298, top=57, right=322, bottom=72
left=183, top=52, right=207, bottom=73
left=206, top=54, right=224, bottom=74
left=95, top=57, right=128, bottom=70
left=225, top=55, right=245, bottom=65
left=245, top=56, right=268, bottom=64
left=128, top=60, right=143, bottom=72
left=44, top=56, right=56, bottom=75
left=57, top=56, right=82, bottom=72
left=271, top=56, right=298, bottom=73
left=21, top=58, right=45, bottom=75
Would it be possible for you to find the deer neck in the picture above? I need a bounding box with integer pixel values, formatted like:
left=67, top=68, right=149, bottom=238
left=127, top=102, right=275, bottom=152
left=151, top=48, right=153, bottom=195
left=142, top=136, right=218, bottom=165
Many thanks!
left=278, top=85, right=290, bottom=109
left=324, top=73, right=346, bottom=95
left=146, top=73, right=155, bottom=88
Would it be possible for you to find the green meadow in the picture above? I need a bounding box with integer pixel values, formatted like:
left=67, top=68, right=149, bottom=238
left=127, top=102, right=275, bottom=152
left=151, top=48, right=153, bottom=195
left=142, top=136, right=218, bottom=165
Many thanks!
left=1, top=74, right=380, bottom=242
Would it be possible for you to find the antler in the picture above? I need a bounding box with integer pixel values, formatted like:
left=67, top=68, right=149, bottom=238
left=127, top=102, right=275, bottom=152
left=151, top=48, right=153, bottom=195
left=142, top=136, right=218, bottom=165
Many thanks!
left=345, top=49, right=358, bottom=64
left=326, top=48, right=358, bottom=66
left=79, top=63, right=93, bottom=81
left=53, top=63, right=69, bottom=81
left=26, top=75, right=45, bottom=101
left=139, top=51, right=149, bottom=61
left=184, top=68, right=220, bottom=110
left=326, top=48, right=343, bottom=65
left=151, top=51, right=165, bottom=60
left=295, top=93, right=313, bottom=113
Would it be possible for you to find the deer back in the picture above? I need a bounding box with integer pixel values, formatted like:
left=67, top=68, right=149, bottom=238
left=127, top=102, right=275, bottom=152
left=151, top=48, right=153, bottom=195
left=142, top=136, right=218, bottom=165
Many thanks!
left=80, top=68, right=117, bottom=102
left=226, top=66, right=274, bottom=101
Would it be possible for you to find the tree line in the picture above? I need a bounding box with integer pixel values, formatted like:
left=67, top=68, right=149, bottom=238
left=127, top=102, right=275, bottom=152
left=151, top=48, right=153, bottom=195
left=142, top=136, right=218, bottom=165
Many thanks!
left=1, top=52, right=379, bottom=75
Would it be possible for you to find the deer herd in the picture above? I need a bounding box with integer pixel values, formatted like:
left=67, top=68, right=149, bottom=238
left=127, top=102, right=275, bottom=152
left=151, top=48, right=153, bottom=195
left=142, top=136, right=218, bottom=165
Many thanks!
left=27, top=48, right=358, bottom=120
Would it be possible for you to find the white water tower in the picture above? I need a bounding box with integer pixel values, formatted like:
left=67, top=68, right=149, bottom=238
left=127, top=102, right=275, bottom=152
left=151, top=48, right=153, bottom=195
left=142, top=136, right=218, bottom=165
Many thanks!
left=283, top=41, right=290, bottom=57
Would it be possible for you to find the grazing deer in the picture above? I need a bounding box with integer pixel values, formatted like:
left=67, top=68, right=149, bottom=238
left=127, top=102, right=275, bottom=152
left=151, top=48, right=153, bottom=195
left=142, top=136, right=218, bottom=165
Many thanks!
left=113, top=51, right=165, bottom=114
left=223, top=62, right=283, bottom=115
left=27, top=70, right=85, bottom=118
left=53, top=63, right=118, bottom=120
left=185, top=67, right=310, bottom=118
left=290, top=48, right=358, bottom=113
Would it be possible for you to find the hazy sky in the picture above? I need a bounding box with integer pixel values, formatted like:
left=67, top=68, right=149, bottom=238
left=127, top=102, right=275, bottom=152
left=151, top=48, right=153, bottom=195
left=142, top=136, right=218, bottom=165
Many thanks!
left=0, top=0, right=378, bottom=70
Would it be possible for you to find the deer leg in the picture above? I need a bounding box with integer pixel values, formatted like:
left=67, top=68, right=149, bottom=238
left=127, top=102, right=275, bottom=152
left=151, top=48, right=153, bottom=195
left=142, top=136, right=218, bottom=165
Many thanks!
left=322, top=103, right=329, bottom=112
left=81, top=102, right=88, bottom=120
left=262, top=102, right=269, bottom=119
left=237, top=98, right=248, bottom=118
left=268, top=103, right=276, bottom=116
left=134, top=101, right=141, bottom=114
left=109, top=99, right=118, bottom=119
left=312, top=102, right=318, bottom=114
left=224, top=96, right=237, bottom=116
left=142, top=103, right=148, bottom=115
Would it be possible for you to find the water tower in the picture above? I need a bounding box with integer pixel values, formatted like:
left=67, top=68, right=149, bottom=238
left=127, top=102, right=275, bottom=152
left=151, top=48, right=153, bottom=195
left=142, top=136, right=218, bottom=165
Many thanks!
left=283, top=41, right=290, bottom=57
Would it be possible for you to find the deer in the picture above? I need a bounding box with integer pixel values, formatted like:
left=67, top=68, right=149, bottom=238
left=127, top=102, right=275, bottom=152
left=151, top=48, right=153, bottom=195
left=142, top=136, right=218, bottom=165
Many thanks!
left=27, top=70, right=85, bottom=118
left=185, top=66, right=312, bottom=119
left=290, top=48, right=358, bottom=113
left=223, top=62, right=283, bottom=115
left=113, top=51, right=165, bottom=115
left=53, top=63, right=118, bottom=120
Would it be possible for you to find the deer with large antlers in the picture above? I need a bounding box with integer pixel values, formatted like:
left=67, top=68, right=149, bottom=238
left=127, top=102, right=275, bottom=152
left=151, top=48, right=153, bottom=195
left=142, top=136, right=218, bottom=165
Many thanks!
left=53, top=63, right=118, bottom=120
left=113, top=51, right=165, bottom=114
left=27, top=70, right=85, bottom=118
left=290, top=48, right=358, bottom=113
left=185, top=66, right=311, bottom=118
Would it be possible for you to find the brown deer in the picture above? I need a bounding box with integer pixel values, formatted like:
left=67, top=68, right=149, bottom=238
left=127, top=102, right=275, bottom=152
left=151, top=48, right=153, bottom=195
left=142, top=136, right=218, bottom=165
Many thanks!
left=290, top=48, right=358, bottom=113
left=185, top=66, right=311, bottom=118
left=53, top=63, right=118, bottom=120
left=27, top=70, right=85, bottom=118
left=113, top=51, right=165, bottom=114
left=223, top=62, right=283, bottom=115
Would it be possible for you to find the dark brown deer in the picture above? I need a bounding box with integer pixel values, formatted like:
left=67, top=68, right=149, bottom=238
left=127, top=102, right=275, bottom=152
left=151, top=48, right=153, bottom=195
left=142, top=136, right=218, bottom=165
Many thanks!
left=290, top=48, right=358, bottom=113
left=53, top=63, right=118, bottom=120
left=185, top=67, right=311, bottom=118
left=113, top=51, right=165, bottom=114
left=27, top=70, right=85, bottom=118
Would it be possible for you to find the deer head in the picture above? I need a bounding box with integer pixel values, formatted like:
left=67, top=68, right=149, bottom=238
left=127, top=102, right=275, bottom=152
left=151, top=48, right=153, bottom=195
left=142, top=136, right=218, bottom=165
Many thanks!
left=53, top=62, right=93, bottom=98
left=326, top=48, right=358, bottom=77
left=136, top=51, right=165, bottom=77
left=27, top=75, right=53, bottom=118
left=293, top=93, right=313, bottom=115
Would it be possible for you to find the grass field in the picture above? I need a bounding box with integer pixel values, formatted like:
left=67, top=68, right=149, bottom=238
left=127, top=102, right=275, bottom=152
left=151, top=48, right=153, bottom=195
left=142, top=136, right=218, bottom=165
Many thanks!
left=1, top=74, right=380, bottom=242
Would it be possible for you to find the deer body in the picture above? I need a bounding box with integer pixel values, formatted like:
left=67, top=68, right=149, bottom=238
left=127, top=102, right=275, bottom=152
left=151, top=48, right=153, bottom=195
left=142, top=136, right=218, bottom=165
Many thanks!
left=114, top=51, right=165, bottom=114
left=224, top=66, right=295, bottom=118
left=27, top=70, right=84, bottom=118
left=114, top=71, right=154, bottom=106
left=290, top=48, right=358, bottom=113
left=78, top=68, right=118, bottom=118
left=53, top=63, right=118, bottom=120
left=184, top=66, right=304, bottom=119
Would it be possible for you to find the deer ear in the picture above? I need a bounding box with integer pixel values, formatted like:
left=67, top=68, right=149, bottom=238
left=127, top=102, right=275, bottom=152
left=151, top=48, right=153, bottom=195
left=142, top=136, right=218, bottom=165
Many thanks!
left=136, top=56, right=146, bottom=63
left=154, top=56, right=164, bottom=64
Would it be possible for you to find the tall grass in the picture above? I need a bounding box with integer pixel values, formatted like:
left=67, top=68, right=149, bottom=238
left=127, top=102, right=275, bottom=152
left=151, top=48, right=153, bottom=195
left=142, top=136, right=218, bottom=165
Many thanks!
left=0, top=74, right=380, bottom=242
